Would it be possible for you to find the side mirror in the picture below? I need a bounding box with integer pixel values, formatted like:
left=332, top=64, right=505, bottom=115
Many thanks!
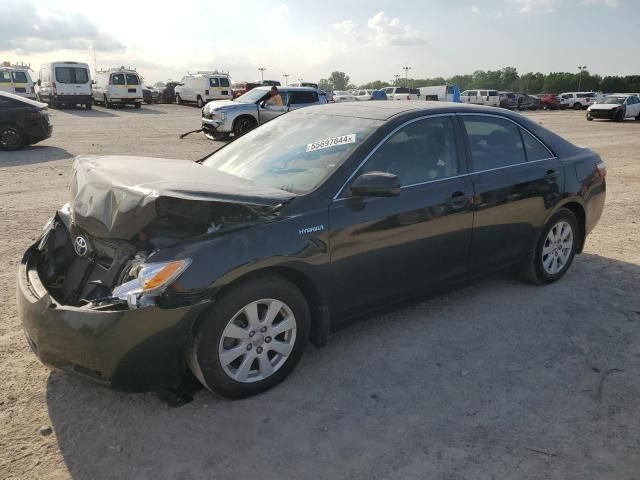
left=350, top=171, right=400, bottom=197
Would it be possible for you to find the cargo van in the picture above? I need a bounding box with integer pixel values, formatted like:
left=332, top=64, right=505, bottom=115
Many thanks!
left=459, top=89, right=500, bottom=107
left=0, top=63, right=36, bottom=100
left=37, top=61, right=92, bottom=109
left=174, top=71, right=232, bottom=107
left=92, top=67, right=143, bottom=108
left=418, top=84, right=461, bottom=102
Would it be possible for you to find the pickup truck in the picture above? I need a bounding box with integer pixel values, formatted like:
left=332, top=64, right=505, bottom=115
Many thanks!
left=383, top=87, right=420, bottom=101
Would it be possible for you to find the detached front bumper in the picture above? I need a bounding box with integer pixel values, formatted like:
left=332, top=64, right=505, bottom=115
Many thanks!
left=589, top=109, right=617, bottom=119
left=17, top=247, right=211, bottom=392
left=202, top=115, right=233, bottom=137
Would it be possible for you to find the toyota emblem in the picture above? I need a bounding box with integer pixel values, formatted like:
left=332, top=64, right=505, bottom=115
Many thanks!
left=73, top=236, right=89, bottom=257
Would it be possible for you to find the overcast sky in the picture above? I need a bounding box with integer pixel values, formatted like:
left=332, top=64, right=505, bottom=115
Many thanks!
left=1, top=0, right=638, bottom=84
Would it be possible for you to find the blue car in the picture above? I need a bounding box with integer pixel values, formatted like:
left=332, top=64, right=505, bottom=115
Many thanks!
left=370, top=90, right=387, bottom=100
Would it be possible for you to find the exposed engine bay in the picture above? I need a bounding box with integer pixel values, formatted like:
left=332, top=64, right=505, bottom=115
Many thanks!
left=35, top=156, right=295, bottom=311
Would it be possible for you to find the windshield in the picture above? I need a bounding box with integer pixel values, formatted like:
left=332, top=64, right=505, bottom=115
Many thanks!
left=12, top=71, right=29, bottom=83
left=602, top=96, right=625, bottom=104
left=202, top=113, right=382, bottom=194
left=235, top=88, right=269, bottom=103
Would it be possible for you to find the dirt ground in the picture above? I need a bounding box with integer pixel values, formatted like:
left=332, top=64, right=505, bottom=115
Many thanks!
left=1, top=104, right=639, bottom=480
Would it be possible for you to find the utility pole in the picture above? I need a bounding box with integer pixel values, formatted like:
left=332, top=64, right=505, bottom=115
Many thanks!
left=393, top=74, right=401, bottom=86
left=282, top=73, right=289, bottom=86
left=258, top=67, right=266, bottom=83
left=402, top=66, right=411, bottom=87
left=578, top=66, right=587, bottom=91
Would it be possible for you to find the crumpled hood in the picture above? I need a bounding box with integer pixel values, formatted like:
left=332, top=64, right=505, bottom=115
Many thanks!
left=203, top=100, right=256, bottom=113
left=70, top=155, right=295, bottom=240
left=589, top=103, right=619, bottom=111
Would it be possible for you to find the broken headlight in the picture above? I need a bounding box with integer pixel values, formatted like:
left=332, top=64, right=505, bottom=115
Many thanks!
left=112, top=258, right=191, bottom=307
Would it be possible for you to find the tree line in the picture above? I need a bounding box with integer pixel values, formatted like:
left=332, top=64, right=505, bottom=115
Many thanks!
left=318, top=68, right=640, bottom=94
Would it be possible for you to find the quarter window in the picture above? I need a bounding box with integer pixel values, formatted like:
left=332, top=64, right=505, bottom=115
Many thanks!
left=461, top=116, right=526, bottom=171
left=357, top=116, right=460, bottom=187
left=521, top=129, right=552, bottom=161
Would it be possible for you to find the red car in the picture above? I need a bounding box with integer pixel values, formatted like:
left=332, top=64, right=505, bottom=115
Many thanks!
left=538, top=94, right=562, bottom=110
left=231, top=81, right=261, bottom=99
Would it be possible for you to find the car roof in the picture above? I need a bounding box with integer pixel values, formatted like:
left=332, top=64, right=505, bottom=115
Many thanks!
left=0, top=90, right=47, bottom=107
left=296, top=101, right=512, bottom=120
left=253, top=86, right=319, bottom=92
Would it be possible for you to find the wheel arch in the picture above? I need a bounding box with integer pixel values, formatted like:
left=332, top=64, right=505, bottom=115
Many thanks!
left=196, top=265, right=331, bottom=348
left=232, top=114, right=258, bottom=131
left=543, top=199, right=587, bottom=253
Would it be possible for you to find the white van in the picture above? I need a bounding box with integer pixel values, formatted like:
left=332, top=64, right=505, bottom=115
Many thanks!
left=37, top=61, right=92, bottom=109
left=459, top=89, right=500, bottom=107
left=174, top=71, right=233, bottom=107
left=418, top=84, right=462, bottom=102
left=92, top=68, right=143, bottom=108
left=0, top=63, right=36, bottom=100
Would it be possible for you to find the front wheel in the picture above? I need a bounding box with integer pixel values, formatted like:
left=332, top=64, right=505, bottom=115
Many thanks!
left=521, top=208, right=579, bottom=285
left=586, top=113, right=593, bottom=121
left=233, top=116, right=257, bottom=137
left=0, top=124, right=25, bottom=151
left=135, top=102, right=142, bottom=109
left=188, top=274, right=310, bottom=398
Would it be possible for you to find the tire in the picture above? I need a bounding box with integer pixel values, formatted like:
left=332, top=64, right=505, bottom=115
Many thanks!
left=196, top=96, right=204, bottom=108
left=135, top=102, right=142, bottom=109
left=233, top=116, right=258, bottom=137
left=175, top=94, right=182, bottom=105
left=0, top=124, right=26, bottom=151
left=86, top=103, right=92, bottom=110
left=521, top=208, right=579, bottom=285
left=188, top=273, right=310, bottom=398
left=49, top=97, right=57, bottom=109
left=615, top=110, right=624, bottom=122
left=636, top=113, right=640, bottom=121
left=104, top=95, right=112, bottom=109
left=587, top=114, right=593, bottom=121
left=573, top=102, right=582, bottom=110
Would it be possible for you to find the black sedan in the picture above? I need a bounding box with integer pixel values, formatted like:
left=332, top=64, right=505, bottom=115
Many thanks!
left=18, top=102, right=606, bottom=398
left=0, top=91, right=52, bottom=150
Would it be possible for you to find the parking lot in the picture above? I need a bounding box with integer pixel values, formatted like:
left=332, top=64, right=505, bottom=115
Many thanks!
left=1, top=104, right=639, bottom=479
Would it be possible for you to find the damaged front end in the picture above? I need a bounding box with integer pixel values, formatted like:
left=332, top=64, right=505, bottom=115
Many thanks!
left=17, top=155, right=295, bottom=391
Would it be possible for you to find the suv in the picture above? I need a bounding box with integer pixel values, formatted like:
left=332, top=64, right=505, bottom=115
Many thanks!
left=201, top=86, right=327, bottom=139
left=499, top=92, right=517, bottom=109
left=559, top=92, right=598, bottom=110
left=538, top=94, right=561, bottom=110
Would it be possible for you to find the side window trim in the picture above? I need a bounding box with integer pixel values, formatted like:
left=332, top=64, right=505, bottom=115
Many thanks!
left=332, top=113, right=465, bottom=201
left=456, top=112, right=556, bottom=174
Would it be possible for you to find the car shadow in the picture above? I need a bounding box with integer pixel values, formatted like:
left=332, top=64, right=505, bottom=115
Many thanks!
left=1, top=146, right=74, bottom=167
left=55, top=107, right=119, bottom=118
left=45, top=252, right=640, bottom=479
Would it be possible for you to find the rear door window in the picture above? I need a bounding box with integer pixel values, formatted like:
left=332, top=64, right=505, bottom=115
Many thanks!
left=219, top=77, right=230, bottom=87
left=289, top=91, right=319, bottom=105
left=111, top=74, right=125, bottom=85
left=210, top=78, right=220, bottom=87
left=56, top=67, right=89, bottom=83
left=0, top=71, right=11, bottom=83
left=12, top=72, right=28, bottom=83
left=125, top=74, right=140, bottom=85
left=461, top=116, right=526, bottom=171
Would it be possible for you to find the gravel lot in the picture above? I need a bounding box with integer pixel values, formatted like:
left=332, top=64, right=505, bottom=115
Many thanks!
left=1, top=104, right=639, bottom=480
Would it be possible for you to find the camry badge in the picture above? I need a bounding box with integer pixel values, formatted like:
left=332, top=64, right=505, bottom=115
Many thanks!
left=73, top=236, right=89, bottom=257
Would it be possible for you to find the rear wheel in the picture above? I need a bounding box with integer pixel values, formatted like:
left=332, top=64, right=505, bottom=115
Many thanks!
left=188, top=274, right=310, bottom=398
left=196, top=96, right=204, bottom=108
left=135, top=102, right=142, bottom=109
left=175, top=94, right=182, bottom=105
left=104, top=95, right=112, bottom=108
left=86, top=103, right=92, bottom=110
left=573, top=102, right=582, bottom=110
left=521, top=208, right=579, bottom=285
left=233, top=116, right=257, bottom=137
left=0, top=124, right=25, bottom=151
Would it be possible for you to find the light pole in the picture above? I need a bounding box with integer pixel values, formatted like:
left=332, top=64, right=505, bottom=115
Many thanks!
left=258, top=67, right=266, bottom=83
left=393, top=74, right=400, bottom=86
left=402, top=66, right=411, bottom=87
left=578, top=65, right=587, bottom=91
left=283, top=73, right=289, bottom=86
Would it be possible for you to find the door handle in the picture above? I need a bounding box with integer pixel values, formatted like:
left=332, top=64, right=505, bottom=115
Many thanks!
left=446, top=191, right=471, bottom=209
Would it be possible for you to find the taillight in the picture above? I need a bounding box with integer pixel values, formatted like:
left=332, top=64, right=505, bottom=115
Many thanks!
left=595, top=159, right=607, bottom=178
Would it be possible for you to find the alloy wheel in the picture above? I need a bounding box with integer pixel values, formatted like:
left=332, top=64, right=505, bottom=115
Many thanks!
left=0, top=127, right=21, bottom=149
left=218, top=299, right=297, bottom=383
left=542, top=221, right=573, bottom=275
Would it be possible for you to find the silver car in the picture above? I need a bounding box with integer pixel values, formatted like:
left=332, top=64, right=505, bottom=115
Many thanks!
left=201, top=86, right=327, bottom=140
